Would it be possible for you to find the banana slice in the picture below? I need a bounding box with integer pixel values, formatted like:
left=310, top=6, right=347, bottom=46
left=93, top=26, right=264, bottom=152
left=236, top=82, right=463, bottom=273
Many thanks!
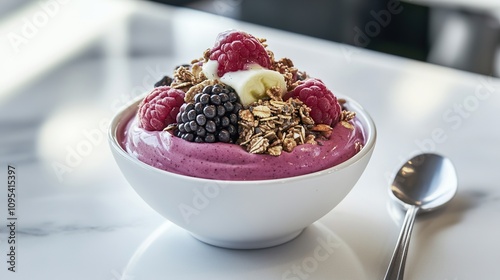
left=202, top=59, right=220, bottom=80
left=220, top=65, right=286, bottom=106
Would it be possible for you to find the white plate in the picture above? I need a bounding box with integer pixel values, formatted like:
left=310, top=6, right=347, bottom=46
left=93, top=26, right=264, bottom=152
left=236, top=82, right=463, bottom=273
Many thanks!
left=122, top=221, right=367, bottom=280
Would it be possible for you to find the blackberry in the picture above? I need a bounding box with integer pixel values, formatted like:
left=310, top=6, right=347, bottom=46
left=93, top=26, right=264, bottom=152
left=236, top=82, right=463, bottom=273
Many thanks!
left=154, top=76, right=173, bottom=87
left=154, top=64, right=190, bottom=87
left=176, top=84, right=242, bottom=143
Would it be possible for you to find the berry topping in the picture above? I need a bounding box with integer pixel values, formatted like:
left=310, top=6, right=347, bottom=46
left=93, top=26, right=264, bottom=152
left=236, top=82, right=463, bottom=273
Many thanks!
left=138, top=86, right=185, bottom=131
left=209, top=30, right=271, bottom=77
left=284, top=79, right=341, bottom=126
left=154, top=76, right=173, bottom=87
left=154, top=64, right=191, bottom=87
left=176, top=84, right=242, bottom=143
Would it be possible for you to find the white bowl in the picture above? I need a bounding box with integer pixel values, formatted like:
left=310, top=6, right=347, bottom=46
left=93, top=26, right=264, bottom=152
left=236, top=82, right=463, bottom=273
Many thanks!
left=109, top=96, right=376, bottom=249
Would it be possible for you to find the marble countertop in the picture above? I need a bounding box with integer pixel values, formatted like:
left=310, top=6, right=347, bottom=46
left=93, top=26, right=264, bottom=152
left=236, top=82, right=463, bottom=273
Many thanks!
left=1, top=1, right=499, bottom=279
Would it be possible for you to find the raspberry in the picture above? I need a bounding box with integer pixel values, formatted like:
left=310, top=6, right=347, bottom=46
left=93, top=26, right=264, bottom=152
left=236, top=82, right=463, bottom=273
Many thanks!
left=209, top=30, right=271, bottom=77
left=284, top=79, right=341, bottom=126
left=138, top=86, right=185, bottom=131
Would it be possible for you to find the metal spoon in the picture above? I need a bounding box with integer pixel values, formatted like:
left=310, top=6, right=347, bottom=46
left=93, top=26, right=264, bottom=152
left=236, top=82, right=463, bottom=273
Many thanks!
left=384, top=153, right=458, bottom=280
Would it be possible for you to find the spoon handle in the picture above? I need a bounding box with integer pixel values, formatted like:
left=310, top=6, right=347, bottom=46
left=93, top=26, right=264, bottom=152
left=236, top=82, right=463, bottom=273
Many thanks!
left=384, top=205, right=419, bottom=280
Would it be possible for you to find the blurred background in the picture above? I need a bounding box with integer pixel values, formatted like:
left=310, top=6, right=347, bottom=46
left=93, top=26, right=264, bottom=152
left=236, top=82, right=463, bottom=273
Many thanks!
left=2, top=1, right=500, bottom=64
left=1, top=0, right=499, bottom=99
left=0, top=2, right=498, bottom=279
left=157, top=0, right=500, bottom=77
left=0, top=0, right=499, bottom=169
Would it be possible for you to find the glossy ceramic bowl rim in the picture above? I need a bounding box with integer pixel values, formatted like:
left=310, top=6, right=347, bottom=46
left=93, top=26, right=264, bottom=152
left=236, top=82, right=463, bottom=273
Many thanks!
left=108, top=94, right=376, bottom=185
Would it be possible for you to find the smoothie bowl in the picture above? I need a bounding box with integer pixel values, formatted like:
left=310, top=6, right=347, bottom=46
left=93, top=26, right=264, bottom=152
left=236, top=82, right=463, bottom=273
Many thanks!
left=108, top=30, right=376, bottom=249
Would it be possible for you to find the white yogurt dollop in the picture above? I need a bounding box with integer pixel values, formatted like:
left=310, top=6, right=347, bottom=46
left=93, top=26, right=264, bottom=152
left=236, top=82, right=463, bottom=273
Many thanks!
left=202, top=59, right=220, bottom=80
left=202, top=60, right=286, bottom=106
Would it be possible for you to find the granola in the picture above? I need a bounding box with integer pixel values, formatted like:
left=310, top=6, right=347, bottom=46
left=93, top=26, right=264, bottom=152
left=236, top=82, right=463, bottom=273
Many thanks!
left=151, top=30, right=360, bottom=157
left=340, top=110, right=356, bottom=122
left=184, top=79, right=217, bottom=103
left=237, top=95, right=325, bottom=156
left=170, top=64, right=208, bottom=98
left=272, top=58, right=299, bottom=91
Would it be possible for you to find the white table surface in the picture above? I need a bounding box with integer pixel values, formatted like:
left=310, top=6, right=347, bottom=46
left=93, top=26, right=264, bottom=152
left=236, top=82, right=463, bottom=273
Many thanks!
left=1, top=1, right=500, bottom=279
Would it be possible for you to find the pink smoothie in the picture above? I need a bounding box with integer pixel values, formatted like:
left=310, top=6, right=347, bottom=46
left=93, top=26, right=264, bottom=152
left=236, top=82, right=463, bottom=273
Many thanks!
left=121, top=114, right=366, bottom=180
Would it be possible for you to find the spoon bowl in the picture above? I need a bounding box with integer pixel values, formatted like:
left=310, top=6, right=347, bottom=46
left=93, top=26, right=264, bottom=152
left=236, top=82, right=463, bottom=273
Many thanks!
left=391, top=153, right=458, bottom=211
left=384, top=153, right=458, bottom=280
